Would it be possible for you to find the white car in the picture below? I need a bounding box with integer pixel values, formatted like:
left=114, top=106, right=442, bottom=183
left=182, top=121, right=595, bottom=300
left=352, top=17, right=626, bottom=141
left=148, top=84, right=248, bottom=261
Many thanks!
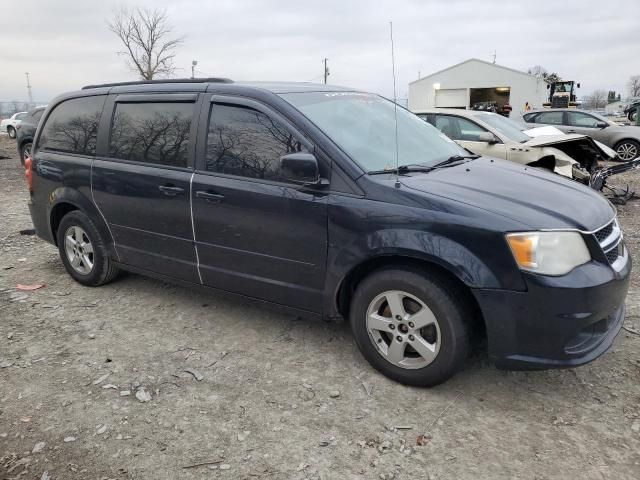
left=416, top=109, right=614, bottom=183
left=0, top=111, right=28, bottom=139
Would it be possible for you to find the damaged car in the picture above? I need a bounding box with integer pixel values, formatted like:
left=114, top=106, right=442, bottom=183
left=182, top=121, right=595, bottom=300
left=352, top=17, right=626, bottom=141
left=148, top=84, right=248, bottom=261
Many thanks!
left=416, top=109, right=613, bottom=185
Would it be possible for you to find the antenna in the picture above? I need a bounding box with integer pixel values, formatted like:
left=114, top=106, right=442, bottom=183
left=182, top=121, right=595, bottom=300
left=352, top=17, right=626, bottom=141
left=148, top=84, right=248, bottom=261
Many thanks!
left=389, top=22, right=400, bottom=189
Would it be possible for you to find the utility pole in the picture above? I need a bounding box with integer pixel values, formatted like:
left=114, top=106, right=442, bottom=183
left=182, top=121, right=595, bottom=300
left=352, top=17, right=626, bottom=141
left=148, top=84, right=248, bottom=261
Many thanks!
left=191, top=60, right=198, bottom=80
left=323, top=58, right=329, bottom=84
left=25, top=72, right=33, bottom=108
left=492, top=50, right=496, bottom=64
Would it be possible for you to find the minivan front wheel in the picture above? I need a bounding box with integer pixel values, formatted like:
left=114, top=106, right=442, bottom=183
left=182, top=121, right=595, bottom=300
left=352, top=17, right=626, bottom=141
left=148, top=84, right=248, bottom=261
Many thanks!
left=56, top=210, right=118, bottom=286
left=350, top=268, right=469, bottom=387
left=7, top=126, right=16, bottom=138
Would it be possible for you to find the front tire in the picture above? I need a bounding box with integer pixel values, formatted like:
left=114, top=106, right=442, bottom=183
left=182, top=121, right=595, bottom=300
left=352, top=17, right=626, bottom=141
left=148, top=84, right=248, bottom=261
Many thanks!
left=7, top=126, right=16, bottom=138
left=349, top=268, right=470, bottom=387
left=615, top=139, right=640, bottom=161
left=56, top=210, right=118, bottom=286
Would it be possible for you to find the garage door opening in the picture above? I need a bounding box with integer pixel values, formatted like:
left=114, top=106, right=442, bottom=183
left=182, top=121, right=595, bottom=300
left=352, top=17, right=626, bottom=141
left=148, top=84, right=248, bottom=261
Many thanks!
left=469, top=87, right=511, bottom=115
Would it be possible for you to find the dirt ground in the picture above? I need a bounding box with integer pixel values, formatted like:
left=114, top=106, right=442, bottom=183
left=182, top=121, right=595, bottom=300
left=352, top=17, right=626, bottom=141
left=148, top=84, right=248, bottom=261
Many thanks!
left=1, top=133, right=639, bottom=480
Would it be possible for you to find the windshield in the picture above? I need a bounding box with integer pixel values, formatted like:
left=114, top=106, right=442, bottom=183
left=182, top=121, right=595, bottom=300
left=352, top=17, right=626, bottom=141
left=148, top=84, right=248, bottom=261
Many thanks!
left=280, top=92, right=465, bottom=172
left=470, top=112, right=530, bottom=143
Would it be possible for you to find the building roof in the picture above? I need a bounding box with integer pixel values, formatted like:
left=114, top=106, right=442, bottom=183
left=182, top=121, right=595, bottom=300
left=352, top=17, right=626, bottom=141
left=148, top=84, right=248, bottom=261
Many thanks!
left=409, top=58, right=547, bottom=86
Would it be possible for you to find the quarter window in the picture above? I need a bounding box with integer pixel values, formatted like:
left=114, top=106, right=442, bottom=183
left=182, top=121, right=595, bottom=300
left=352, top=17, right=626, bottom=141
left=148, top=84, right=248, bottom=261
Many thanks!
left=205, top=103, right=308, bottom=181
left=109, top=102, right=193, bottom=167
left=38, top=96, right=105, bottom=155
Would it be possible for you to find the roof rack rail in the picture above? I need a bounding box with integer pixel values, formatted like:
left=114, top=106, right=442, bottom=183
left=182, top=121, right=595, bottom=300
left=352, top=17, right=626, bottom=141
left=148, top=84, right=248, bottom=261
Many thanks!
left=81, top=77, right=233, bottom=90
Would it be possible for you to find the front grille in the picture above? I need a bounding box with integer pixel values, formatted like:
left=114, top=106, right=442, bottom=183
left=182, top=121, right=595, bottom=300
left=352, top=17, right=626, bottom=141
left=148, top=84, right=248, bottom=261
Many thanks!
left=594, top=222, right=613, bottom=243
left=605, top=244, right=622, bottom=263
left=593, top=218, right=623, bottom=266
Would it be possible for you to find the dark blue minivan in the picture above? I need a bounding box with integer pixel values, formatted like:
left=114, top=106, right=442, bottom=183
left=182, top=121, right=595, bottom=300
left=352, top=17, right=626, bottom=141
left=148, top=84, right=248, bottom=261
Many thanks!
left=26, top=79, right=631, bottom=386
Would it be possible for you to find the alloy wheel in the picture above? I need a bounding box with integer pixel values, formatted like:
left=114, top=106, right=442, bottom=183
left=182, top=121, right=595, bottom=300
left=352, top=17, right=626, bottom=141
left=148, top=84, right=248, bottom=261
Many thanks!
left=616, top=142, right=638, bottom=161
left=366, top=290, right=441, bottom=369
left=64, top=226, right=94, bottom=275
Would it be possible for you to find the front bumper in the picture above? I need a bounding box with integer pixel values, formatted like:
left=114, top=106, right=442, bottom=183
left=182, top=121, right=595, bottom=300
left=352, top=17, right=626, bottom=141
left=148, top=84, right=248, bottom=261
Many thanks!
left=473, top=250, right=631, bottom=369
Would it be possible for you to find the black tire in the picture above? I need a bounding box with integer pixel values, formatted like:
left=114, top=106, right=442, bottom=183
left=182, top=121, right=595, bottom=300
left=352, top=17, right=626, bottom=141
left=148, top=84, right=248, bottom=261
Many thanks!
left=614, top=139, right=640, bottom=162
left=20, top=142, right=32, bottom=166
left=56, top=210, right=119, bottom=286
left=7, top=126, right=16, bottom=139
left=349, top=267, right=470, bottom=387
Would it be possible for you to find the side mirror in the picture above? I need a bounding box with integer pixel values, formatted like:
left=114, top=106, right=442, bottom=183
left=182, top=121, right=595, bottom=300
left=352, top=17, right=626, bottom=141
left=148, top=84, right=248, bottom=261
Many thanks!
left=478, top=132, right=498, bottom=144
left=280, top=152, right=321, bottom=185
left=596, top=121, right=608, bottom=129
left=577, top=83, right=581, bottom=88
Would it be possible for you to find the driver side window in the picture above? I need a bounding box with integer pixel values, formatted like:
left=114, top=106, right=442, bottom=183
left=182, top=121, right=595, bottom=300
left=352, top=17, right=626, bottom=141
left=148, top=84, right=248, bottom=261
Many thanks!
left=434, top=115, right=489, bottom=142
left=567, top=112, right=600, bottom=128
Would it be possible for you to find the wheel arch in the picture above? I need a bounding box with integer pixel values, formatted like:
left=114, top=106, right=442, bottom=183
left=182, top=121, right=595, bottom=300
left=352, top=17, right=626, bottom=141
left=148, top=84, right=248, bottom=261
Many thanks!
left=334, top=254, right=485, bottom=335
left=48, top=189, right=117, bottom=258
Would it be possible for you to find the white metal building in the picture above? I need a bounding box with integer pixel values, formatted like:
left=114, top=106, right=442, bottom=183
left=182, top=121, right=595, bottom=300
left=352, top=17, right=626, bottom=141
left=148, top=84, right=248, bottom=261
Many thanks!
left=408, top=58, right=549, bottom=118
left=605, top=100, right=622, bottom=115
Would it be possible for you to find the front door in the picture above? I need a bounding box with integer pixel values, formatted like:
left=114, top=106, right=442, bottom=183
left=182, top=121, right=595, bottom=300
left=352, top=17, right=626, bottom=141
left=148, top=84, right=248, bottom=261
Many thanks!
left=92, top=94, right=199, bottom=283
left=191, top=96, right=329, bottom=312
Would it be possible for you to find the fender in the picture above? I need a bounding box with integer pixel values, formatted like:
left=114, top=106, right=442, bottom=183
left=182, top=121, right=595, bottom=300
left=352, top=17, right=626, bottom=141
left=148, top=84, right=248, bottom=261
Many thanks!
left=323, top=227, right=525, bottom=317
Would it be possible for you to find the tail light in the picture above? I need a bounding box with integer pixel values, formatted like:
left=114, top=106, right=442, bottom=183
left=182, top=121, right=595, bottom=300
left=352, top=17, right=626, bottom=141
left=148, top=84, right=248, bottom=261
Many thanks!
left=25, top=155, right=33, bottom=191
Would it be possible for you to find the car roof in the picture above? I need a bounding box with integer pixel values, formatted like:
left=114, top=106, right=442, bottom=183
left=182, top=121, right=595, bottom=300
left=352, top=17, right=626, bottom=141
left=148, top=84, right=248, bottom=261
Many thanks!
left=414, top=108, right=499, bottom=118
left=79, top=78, right=356, bottom=94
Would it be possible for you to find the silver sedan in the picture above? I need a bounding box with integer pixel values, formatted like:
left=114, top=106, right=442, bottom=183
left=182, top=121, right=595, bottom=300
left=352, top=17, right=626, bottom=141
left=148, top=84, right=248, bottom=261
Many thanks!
left=522, top=108, right=640, bottom=161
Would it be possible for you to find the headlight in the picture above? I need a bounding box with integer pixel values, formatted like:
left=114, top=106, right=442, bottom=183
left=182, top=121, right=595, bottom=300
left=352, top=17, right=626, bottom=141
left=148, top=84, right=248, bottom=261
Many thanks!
left=506, top=231, right=590, bottom=276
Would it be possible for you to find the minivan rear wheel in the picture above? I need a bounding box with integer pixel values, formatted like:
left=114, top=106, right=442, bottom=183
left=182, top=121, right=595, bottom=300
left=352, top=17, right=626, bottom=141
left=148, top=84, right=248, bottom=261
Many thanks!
left=349, top=268, right=470, bottom=387
left=20, top=142, right=32, bottom=166
left=56, top=210, right=118, bottom=286
left=7, top=126, right=16, bottom=138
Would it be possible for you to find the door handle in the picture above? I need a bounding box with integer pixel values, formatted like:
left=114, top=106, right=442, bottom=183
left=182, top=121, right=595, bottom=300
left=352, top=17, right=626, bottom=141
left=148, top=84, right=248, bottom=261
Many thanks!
left=196, top=190, right=225, bottom=203
left=158, top=185, right=185, bottom=196
left=566, top=129, right=576, bottom=133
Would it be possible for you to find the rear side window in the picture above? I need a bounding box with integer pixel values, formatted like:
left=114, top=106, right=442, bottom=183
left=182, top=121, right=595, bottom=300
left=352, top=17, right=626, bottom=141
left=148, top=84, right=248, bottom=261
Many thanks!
left=205, top=103, right=308, bottom=181
left=535, top=111, right=564, bottom=125
left=31, top=109, right=45, bottom=124
left=38, top=96, right=104, bottom=155
left=108, top=102, right=193, bottom=168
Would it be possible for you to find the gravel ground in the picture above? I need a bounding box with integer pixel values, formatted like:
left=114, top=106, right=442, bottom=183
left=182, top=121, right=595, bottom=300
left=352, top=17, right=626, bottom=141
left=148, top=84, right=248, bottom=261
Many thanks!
left=1, top=133, right=640, bottom=480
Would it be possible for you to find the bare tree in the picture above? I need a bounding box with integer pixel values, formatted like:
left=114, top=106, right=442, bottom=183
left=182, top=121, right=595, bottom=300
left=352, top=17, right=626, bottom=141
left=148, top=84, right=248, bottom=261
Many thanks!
left=582, top=89, right=608, bottom=110
left=108, top=7, right=184, bottom=80
left=628, top=75, right=640, bottom=98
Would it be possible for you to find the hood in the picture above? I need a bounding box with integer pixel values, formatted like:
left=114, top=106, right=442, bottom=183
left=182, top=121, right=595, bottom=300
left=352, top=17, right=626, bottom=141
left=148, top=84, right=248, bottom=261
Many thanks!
left=522, top=126, right=615, bottom=159
left=522, top=133, right=588, bottom=148
left=399, top=157, right=615, bottom=231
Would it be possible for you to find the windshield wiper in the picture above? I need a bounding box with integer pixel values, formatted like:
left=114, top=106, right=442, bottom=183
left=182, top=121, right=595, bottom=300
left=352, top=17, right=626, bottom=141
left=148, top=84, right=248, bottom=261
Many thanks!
left=368, top=163, right=433, bottom=175
left=430, top=154, right=480, bottom=168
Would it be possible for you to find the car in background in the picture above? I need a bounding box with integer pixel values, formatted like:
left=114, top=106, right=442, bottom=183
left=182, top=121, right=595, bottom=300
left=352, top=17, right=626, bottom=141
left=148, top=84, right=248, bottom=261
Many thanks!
left=0, top=111, right=28, bottom=138
left=416, top=109, right=610, bottom=183
left=523, top=108, right=640, bottom=161
left=16, top=106, right=46, bottom=165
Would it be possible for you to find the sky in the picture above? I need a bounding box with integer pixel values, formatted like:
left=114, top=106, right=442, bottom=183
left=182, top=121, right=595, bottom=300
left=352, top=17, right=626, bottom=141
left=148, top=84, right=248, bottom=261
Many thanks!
left=1, top=0, right=639, bottom=104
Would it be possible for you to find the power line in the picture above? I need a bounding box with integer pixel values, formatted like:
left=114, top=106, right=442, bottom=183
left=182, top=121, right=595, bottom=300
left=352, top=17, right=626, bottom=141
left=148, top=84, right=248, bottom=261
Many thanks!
left=25, top=72, right=33, bottom=108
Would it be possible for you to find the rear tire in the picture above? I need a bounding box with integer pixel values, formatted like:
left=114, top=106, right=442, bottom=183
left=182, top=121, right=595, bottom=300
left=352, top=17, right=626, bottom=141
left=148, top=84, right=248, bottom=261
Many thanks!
left=349, top=267, right=470, bottom=387
left=56, top=210, right=118, bottom=286
left=7, top=126, right=16, bottom=139
left=20, top=142, right=32, bottom=166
